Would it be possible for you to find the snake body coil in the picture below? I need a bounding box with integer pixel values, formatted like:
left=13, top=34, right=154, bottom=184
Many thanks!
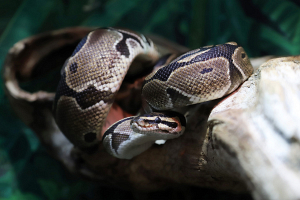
left=53, top=28, right=159, bottom=150
left=53, top=28, right=253, bottom=159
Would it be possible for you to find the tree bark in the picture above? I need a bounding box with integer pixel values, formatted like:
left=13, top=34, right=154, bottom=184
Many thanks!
left=207, top=56, right=300, bottom=199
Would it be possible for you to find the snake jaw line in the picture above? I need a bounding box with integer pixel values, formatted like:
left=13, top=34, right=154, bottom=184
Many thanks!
left=131, top=121, right=157, bottom=133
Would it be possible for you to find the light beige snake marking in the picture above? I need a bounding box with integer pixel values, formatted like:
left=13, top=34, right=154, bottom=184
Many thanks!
left=53, top=27, right=253, bottom=159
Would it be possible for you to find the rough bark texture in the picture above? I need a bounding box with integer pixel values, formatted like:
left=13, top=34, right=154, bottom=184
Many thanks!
left=2, top=28, right=300, bottom=199
left=208, top=56, right=300, bottom=199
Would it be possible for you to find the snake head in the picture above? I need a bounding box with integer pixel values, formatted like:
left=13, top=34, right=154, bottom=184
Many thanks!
left=102, top=112, right=185, bottom=159
left=130, top=112, right=186, bottom=137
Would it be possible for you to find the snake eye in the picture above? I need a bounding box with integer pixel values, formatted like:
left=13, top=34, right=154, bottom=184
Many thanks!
left=241, top=53, right=246, bottom=58
left=155, top=117, right=161, bottom=123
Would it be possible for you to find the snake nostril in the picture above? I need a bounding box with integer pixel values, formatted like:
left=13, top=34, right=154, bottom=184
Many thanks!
left=84, top=132, right=97, bottom=143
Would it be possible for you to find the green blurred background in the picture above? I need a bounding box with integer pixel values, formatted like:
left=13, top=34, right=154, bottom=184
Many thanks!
left=0, top=0, right=300, bottom=199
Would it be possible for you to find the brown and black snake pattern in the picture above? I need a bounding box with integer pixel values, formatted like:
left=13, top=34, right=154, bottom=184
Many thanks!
left=53, top=28, right=159, bottom=151
left=53, top=28, right=253, bottom=159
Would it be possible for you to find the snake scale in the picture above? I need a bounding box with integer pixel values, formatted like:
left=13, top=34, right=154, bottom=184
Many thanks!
left=53, top=27, right=253, bottom=159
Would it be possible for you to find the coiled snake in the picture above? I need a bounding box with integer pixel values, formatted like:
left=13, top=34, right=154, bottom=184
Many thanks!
left=53, top=28, right=253, bottom=159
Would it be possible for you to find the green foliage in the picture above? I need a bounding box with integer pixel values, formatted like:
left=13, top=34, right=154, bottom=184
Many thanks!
left=0, top=190, right=40, bottom=200
left=0, top=0, right=300, bottom=199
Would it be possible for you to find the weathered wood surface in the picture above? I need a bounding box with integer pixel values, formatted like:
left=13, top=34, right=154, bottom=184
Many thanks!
left=3, top=27, right=300, bottom=199
left=208, top=56, right=300, bottom=199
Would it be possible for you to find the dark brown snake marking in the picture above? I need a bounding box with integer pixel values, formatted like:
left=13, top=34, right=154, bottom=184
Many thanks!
left=53, top=28, right=253, bottom=159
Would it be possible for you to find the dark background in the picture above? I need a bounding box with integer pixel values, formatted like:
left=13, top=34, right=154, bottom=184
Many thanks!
left=0, top=0, right=299, bottom=199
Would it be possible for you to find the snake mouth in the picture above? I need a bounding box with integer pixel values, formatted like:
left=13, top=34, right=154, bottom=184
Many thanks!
left=130, top=115, right=184, bottom=135
left=131, top=121, right=159, bottom=133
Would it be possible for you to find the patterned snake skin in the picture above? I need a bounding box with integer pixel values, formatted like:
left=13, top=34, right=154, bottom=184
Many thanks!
left=53, top=28, right=253, bottom=159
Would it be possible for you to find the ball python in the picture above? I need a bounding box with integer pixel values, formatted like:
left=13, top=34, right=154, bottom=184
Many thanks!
left=53, top=27, right=253, bottom=159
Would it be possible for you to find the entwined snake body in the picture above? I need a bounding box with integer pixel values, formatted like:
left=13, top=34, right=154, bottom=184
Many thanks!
left=53, top=28, right=253, bottom=159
